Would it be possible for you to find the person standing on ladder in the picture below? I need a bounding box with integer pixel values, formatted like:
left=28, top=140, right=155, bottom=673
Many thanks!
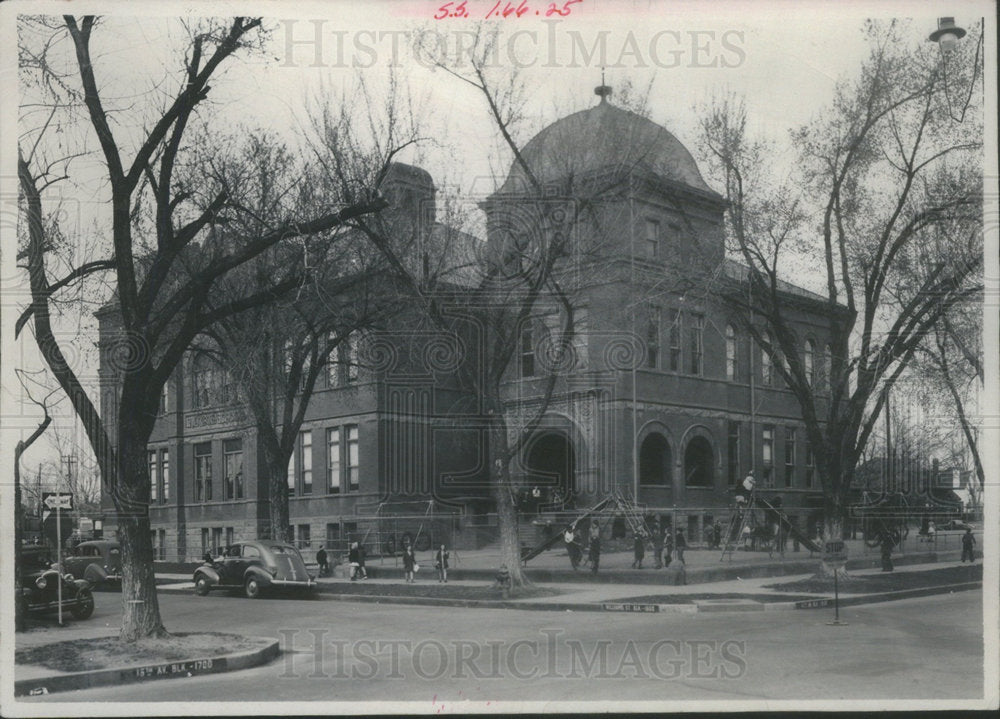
left=737, top=469, right=755, bottom=507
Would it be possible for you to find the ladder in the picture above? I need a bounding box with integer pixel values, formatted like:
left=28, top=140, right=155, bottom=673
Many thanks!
left=610, top=487, right=651, bottom=539
left=720, top=492, right=758, bottom=561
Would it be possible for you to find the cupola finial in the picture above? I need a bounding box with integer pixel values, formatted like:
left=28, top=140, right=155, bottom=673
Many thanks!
left=595, top=68, right=612, bottom=103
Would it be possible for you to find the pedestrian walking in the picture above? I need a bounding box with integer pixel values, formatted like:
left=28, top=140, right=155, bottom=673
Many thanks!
left=435, top=544, right=450, bottom=582
left=316, top=545, right=329, bottom=577
left=348, top=541, right=361, bottom=581
left=880, top=529, right=894, bottom=572
left=589, top=532, right=601, bottom=575
left=402, top=542, right=417, bottom=583
left=632, top=531, right=646, bottom=569
left=674, top=529, right=687, bottom=564
left=961, top=528, right=976, bottom=563
left=564, top=525, right=581, bottom=570
left=357, top=542, right=368, bottom=580
left=652, top=520, right=664, bottom=569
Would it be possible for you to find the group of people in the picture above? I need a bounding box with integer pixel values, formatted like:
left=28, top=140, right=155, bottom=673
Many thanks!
left=562, top=519, right=690, bottom=573
left=315, top=540, right=452, bottom=583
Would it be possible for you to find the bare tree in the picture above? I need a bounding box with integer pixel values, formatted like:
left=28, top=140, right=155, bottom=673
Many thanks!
left=17, top=16, right=392, bottom=640
left=698, top=20, right=983, bottom=545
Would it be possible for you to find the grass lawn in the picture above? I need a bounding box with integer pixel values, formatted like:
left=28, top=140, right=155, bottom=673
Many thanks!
left=602, top=592, right=820, bottom=604
left=15, top=632, right=272, bottom=673
left=766, top=564, right=982, bottom=594
left=318, top=581, right=560, bottom=601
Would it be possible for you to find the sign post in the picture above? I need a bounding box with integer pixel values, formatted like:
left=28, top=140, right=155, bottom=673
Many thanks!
left=43, top=492, right=73, bottom=625
left=823, top=539, right=848, bottom=626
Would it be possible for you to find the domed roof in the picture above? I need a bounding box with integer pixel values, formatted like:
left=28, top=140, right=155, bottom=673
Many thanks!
left=496, top=94, right=716, bottom=197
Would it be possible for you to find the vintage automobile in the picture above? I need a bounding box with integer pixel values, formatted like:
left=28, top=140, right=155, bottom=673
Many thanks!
left=193, top=540, right=316, bottom=599
left=18, top=546, right=95, bottom=620
left=62, top=540, right=122, bottom=586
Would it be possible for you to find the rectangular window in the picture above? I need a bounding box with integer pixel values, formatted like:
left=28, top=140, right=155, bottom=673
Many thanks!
left=727, top=421, right=740, bottom=487
left=195, top=442, right=212, bottom=502
left=326, top=522, right=340, bottom=548
left=644, top=218, right=659, bottom=259
left=157, top=529, right=166, bottom=561
left=645, top=308, right=660, bottom=369
left=149, top=450, right=159, bottom=503
left=287, top=437, right=296, bottom=497
left=688, top=314, right=703, bottom=375
left=161, top=449, right=170, bottom=503
left=784, top=428, right=796, bottom=488
left=762, top=425, right=774, bottom=487
left=159, top=382, right=168, bottom=415
left=297, top=524, right=311, bottom=549
left=347, top=425, right=360, bottom=491
left=225, top=527, right=234, bottom=547
left=346, top=333, right=360, bottom=383
left=301, top=430, right=313, bottom=494
left=668, top=310, right=681, bottom=371
left=211, top=527, right=222, bottom=554
left=805, top=438, right=816, bottom=488
left=520, top=324, right=534, bottom=378
left=327, top=427, right=342, bottom=494
left=224, top=438, right=244, bottom=500
left=201, top=528, right=209, bottom=557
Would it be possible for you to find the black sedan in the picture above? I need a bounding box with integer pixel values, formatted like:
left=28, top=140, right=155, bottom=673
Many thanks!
left=193, top=540, right=316, bottom=598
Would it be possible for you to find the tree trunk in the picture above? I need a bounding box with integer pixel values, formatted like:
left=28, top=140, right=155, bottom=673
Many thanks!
left=490, top=418, right=531, bottom=589
left=115, top=435, right=168, bottom=640
left=261, top=433, right=291, bottom=542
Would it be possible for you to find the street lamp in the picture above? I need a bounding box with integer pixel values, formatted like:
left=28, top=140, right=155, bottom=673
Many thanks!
left=928, top=17, right=966, bottom=53
left=927, top=16, right=982, bottom=124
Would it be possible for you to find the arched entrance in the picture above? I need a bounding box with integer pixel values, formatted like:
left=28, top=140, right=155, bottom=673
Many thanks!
left=639, top=433, right=671, bottom=486
left=684, top=436, right=714, bottom=487
left=524, top=431, right=576, bottom=497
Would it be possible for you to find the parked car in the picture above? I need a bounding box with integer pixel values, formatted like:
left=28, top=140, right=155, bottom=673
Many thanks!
left=937, top=520, right=975, bottom=531
left=62, top=540, right=122, bottom=586
left=18, top=546, right=95, bottom=620
left=193, top=540, right=316, bottom=599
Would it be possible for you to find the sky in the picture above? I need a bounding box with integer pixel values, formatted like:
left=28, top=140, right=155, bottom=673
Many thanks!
left=1, top=0, right=996, bottom=486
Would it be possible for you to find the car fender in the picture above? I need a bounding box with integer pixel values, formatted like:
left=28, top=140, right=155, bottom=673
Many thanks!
left=72, top=578, right=92, bottom=591
left=84, top=563, right=108, bottom=585
left=193, top=566, right=221, bottom=586
left=244, top=566, right=273, bottom=587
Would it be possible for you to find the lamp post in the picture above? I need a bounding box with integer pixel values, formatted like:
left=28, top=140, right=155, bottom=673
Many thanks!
left=927, top=16, right=982, bottom=124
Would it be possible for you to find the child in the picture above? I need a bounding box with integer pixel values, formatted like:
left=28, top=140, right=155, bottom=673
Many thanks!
left=435, top=544, right=450, bottom=582
left=494, top=564, right=511, bottom=598
left=632, top=531, right=646, bottom=569
left=402, top=542, right=417, bottom=583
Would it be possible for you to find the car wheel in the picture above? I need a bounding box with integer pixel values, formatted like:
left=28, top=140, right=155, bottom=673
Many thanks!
left=71, top=588, right=95, bottom=619
left=245, top=576, right=262, bottom=599
left=194, top=576, right=211, bottom=596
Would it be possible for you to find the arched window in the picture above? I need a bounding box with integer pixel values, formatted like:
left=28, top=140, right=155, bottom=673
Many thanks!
left=725, top=325, right=737, bottom=381
left=684, top=436, right=714, bottom=487
left=823, top=344, right=833, bottom=392
left=639, top=434, right=671, bottom=486
left=760, top=331, right=774, bottom=386
left=192, top=354, right=216, bottom=409
left=804, top=339, right=815, bottom=387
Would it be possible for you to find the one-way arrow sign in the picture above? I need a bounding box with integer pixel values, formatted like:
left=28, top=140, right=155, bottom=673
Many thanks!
left=43, top=492, right=73, bottom=511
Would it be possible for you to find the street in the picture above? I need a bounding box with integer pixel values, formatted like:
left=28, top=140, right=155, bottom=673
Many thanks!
left=22, top=588, right=983, bottom=704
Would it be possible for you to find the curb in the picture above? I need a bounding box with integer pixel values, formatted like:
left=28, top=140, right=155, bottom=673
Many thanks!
left=15, top=636, right=280, bottom=698
left=787, top=581, right=982, bottom=611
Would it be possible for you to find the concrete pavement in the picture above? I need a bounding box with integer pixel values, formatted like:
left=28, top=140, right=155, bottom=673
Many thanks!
left=14, top=590, right=986, bottom=705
